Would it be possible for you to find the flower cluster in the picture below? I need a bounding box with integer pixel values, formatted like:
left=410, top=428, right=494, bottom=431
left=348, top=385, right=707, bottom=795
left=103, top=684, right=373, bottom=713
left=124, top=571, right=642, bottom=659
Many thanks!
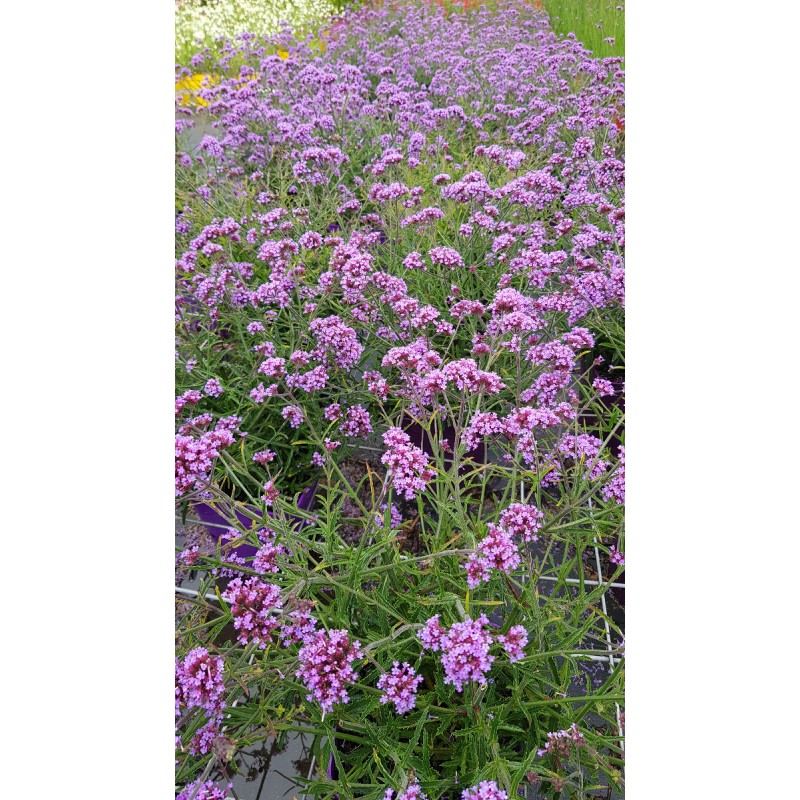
left=465, top=523, right=521, bottom=588
left=385, top=779, right=428, bottom=800
left=536, top=723, right=587, bottom=758
left=461, top=781, right=508, bottom=800
left=296, top=629, right=364, bottom=714
left=377, top=661, right=424, bottom=714
left=176, top=780, right=232, bottom=800
left=380, top=427, right=436, bottom=500
left=418, top=614, right=447, bottom=652
left=438, top=615, right=495, bottom=693
left=175, top=647, right=226, bottom=719
left=496, top=625, right=528, bottom=663
left=498, top=502, right=543, bottom=542
left=220, top=577, right=283, bottom=648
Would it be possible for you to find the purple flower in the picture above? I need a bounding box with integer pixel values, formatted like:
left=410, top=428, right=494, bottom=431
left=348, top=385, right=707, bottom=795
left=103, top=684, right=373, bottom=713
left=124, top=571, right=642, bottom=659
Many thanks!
left=462, top=781, right=508, bottom=800
left=176, top=780, right=231, bottom=800
left=220, top=577, right=282, bottom=648
left=377, top=661, right=424, bottom=714
left=385, top=778, right=428, bottom=800
left=253, top=538, right=283, bottom=574
left=282, top=405, right=304, bottom=428
left=465, top=523, right=521, bottom=587
left=296, top=629, right=363, bottom=714
left=537, top=724, right=587, bottom=758
left=497, top=625, right=528, bottom=662
left=175, top=647, right=226, bottom=718
left=498, top=502, right=543, bottom=542
left=418, top=615, right=446, bottom=652
left=592, top=377, right=615, bottom=396
left=280, top=607, right=318, bottom=646
left=381, top=427, right=436, bottom=501
left=440, top=615, right=495, bottom=692
left=429, top=246, right=465, bottom=270
left=339, top=404, right=373, bottom=437
left=204, top=378, right=224, bottom=398
left=601, top=446, right=625, bottom=504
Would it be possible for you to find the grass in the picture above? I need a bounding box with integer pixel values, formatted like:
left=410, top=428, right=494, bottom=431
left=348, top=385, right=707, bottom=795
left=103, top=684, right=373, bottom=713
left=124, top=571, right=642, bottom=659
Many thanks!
left=542, top=0, right=625, bottom=60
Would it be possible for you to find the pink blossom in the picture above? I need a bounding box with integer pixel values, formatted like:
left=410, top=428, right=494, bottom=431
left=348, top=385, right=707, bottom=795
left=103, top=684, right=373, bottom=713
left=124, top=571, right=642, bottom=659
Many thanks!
left=377, top=661, right=424, bottom=714
left=296, top=629, right=363, bottom=714
left=220, top=577, right=282, bottom=649
left=381, top=427, right=436, bottom=500
left=440, top=615, right=495, bottom=692
left=496, top=625, right=528, bottom=662
left=418, top=615, right=446, bottom=652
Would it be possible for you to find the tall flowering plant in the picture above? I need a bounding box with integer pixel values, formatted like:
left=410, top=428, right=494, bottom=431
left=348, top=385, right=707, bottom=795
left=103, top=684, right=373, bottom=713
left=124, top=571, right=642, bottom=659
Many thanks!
left=176, top=1, right=624, bottom=797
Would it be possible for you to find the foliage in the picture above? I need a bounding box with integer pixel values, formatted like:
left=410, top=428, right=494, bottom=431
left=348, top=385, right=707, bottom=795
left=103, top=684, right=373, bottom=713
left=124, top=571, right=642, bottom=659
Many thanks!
left=175, top=1, right=625, bottom=797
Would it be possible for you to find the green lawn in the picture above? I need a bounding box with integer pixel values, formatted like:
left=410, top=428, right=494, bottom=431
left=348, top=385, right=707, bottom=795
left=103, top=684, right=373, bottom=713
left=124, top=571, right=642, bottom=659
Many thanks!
left=543, top=0, right=625, bottom=60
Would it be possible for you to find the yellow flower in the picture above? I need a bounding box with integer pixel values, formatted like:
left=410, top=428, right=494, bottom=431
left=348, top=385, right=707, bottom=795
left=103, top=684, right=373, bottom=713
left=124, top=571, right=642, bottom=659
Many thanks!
left=174, top=73, right=219, bottom=107
left=277, top=49, right=289, bottom=60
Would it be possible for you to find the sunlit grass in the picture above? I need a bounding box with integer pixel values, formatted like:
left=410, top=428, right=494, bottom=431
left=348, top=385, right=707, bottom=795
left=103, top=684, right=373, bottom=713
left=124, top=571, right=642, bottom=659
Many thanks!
left=542, top=0, right=624, bottom=59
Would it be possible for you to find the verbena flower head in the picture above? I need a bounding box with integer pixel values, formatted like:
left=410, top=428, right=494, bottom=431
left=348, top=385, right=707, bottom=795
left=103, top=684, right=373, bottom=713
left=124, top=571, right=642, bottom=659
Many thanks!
left=377, top=661, right=424, bottom=714
left=176, top=779, right=232, bottom=800
left=220, top=577, right=282, bottom=648
left=385, top=778, right=428, bottom=800
left=537, top=723, right=587, bottom=758
left=418, top=614, right=446, bottom=652
left=498, top=502, right=543, bottom=542
left=602, top=446, right=625, bottom=504
left=381, top=427, right=436, bottom=500
left=175, top=647, right=226, bottom=718
left=496, top=625, right=528, bottom=663
left=296, top=628, right=363, bottom=714
left=440, top=615, right=495, bottom=692
left=462, top=781, right=508, bottom=800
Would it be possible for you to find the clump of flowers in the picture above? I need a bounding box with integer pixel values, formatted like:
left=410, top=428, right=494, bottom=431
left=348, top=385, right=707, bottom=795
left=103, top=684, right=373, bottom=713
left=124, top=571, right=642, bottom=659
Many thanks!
left=418, top=615, right=447, bottom=652
left=381, top=427, right=436, bottom=500
left=496, top=625, right=528, bottom=663
left=377, top=662, right=424, bottom=714
left=465, top=523, right=521, bottom=588
left=462, top=781, right=508, bottom=800
left=497, top=502, right=543, bottom=542
left=537, top=724, right=587, bottom=758
left=385, top=778, right=427, bottom=800
left=439, top=615, right=495, bottom=692
left=175, top=647, right=226, bottom=718
left=296, top=629, right=363, bottom=714
left=175, top=0, right=625, bottom=794
left=176, top=779, right=232, bottom=800
left=220, top=577, right=282, bottom=648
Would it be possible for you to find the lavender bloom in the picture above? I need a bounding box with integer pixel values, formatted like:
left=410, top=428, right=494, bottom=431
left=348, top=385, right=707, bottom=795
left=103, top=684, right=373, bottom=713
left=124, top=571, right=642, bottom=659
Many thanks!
left=385, top=778, right=428, bottom=800
left=204, top=378, right=224, bottom=397
left=465, top=524, right=521, bottom=588
left=537, top=723, right=587, bottom=758
left=176, top=780, right=231, bottom=800
left=220, top=577, right=282, bottom=649
left=280, top=607, right=318, bottom=646
left=498, top=502, right=543, bottom=542
left=440, top=615, right=495, bottom=692
left=462, top=781, right=508, bottom=800
left=601, top=446, right=625, bottom=504
left=296, top=629, right=363, bottom=714
left=381, top=427, right=436, bottom=501
left=175, top=647, right=226, bottom=718
left=496, top=625, right=528, bottom=662
left=377, top=661, right=424, bottom=714
left=418, top=615, right=447, bottom=652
